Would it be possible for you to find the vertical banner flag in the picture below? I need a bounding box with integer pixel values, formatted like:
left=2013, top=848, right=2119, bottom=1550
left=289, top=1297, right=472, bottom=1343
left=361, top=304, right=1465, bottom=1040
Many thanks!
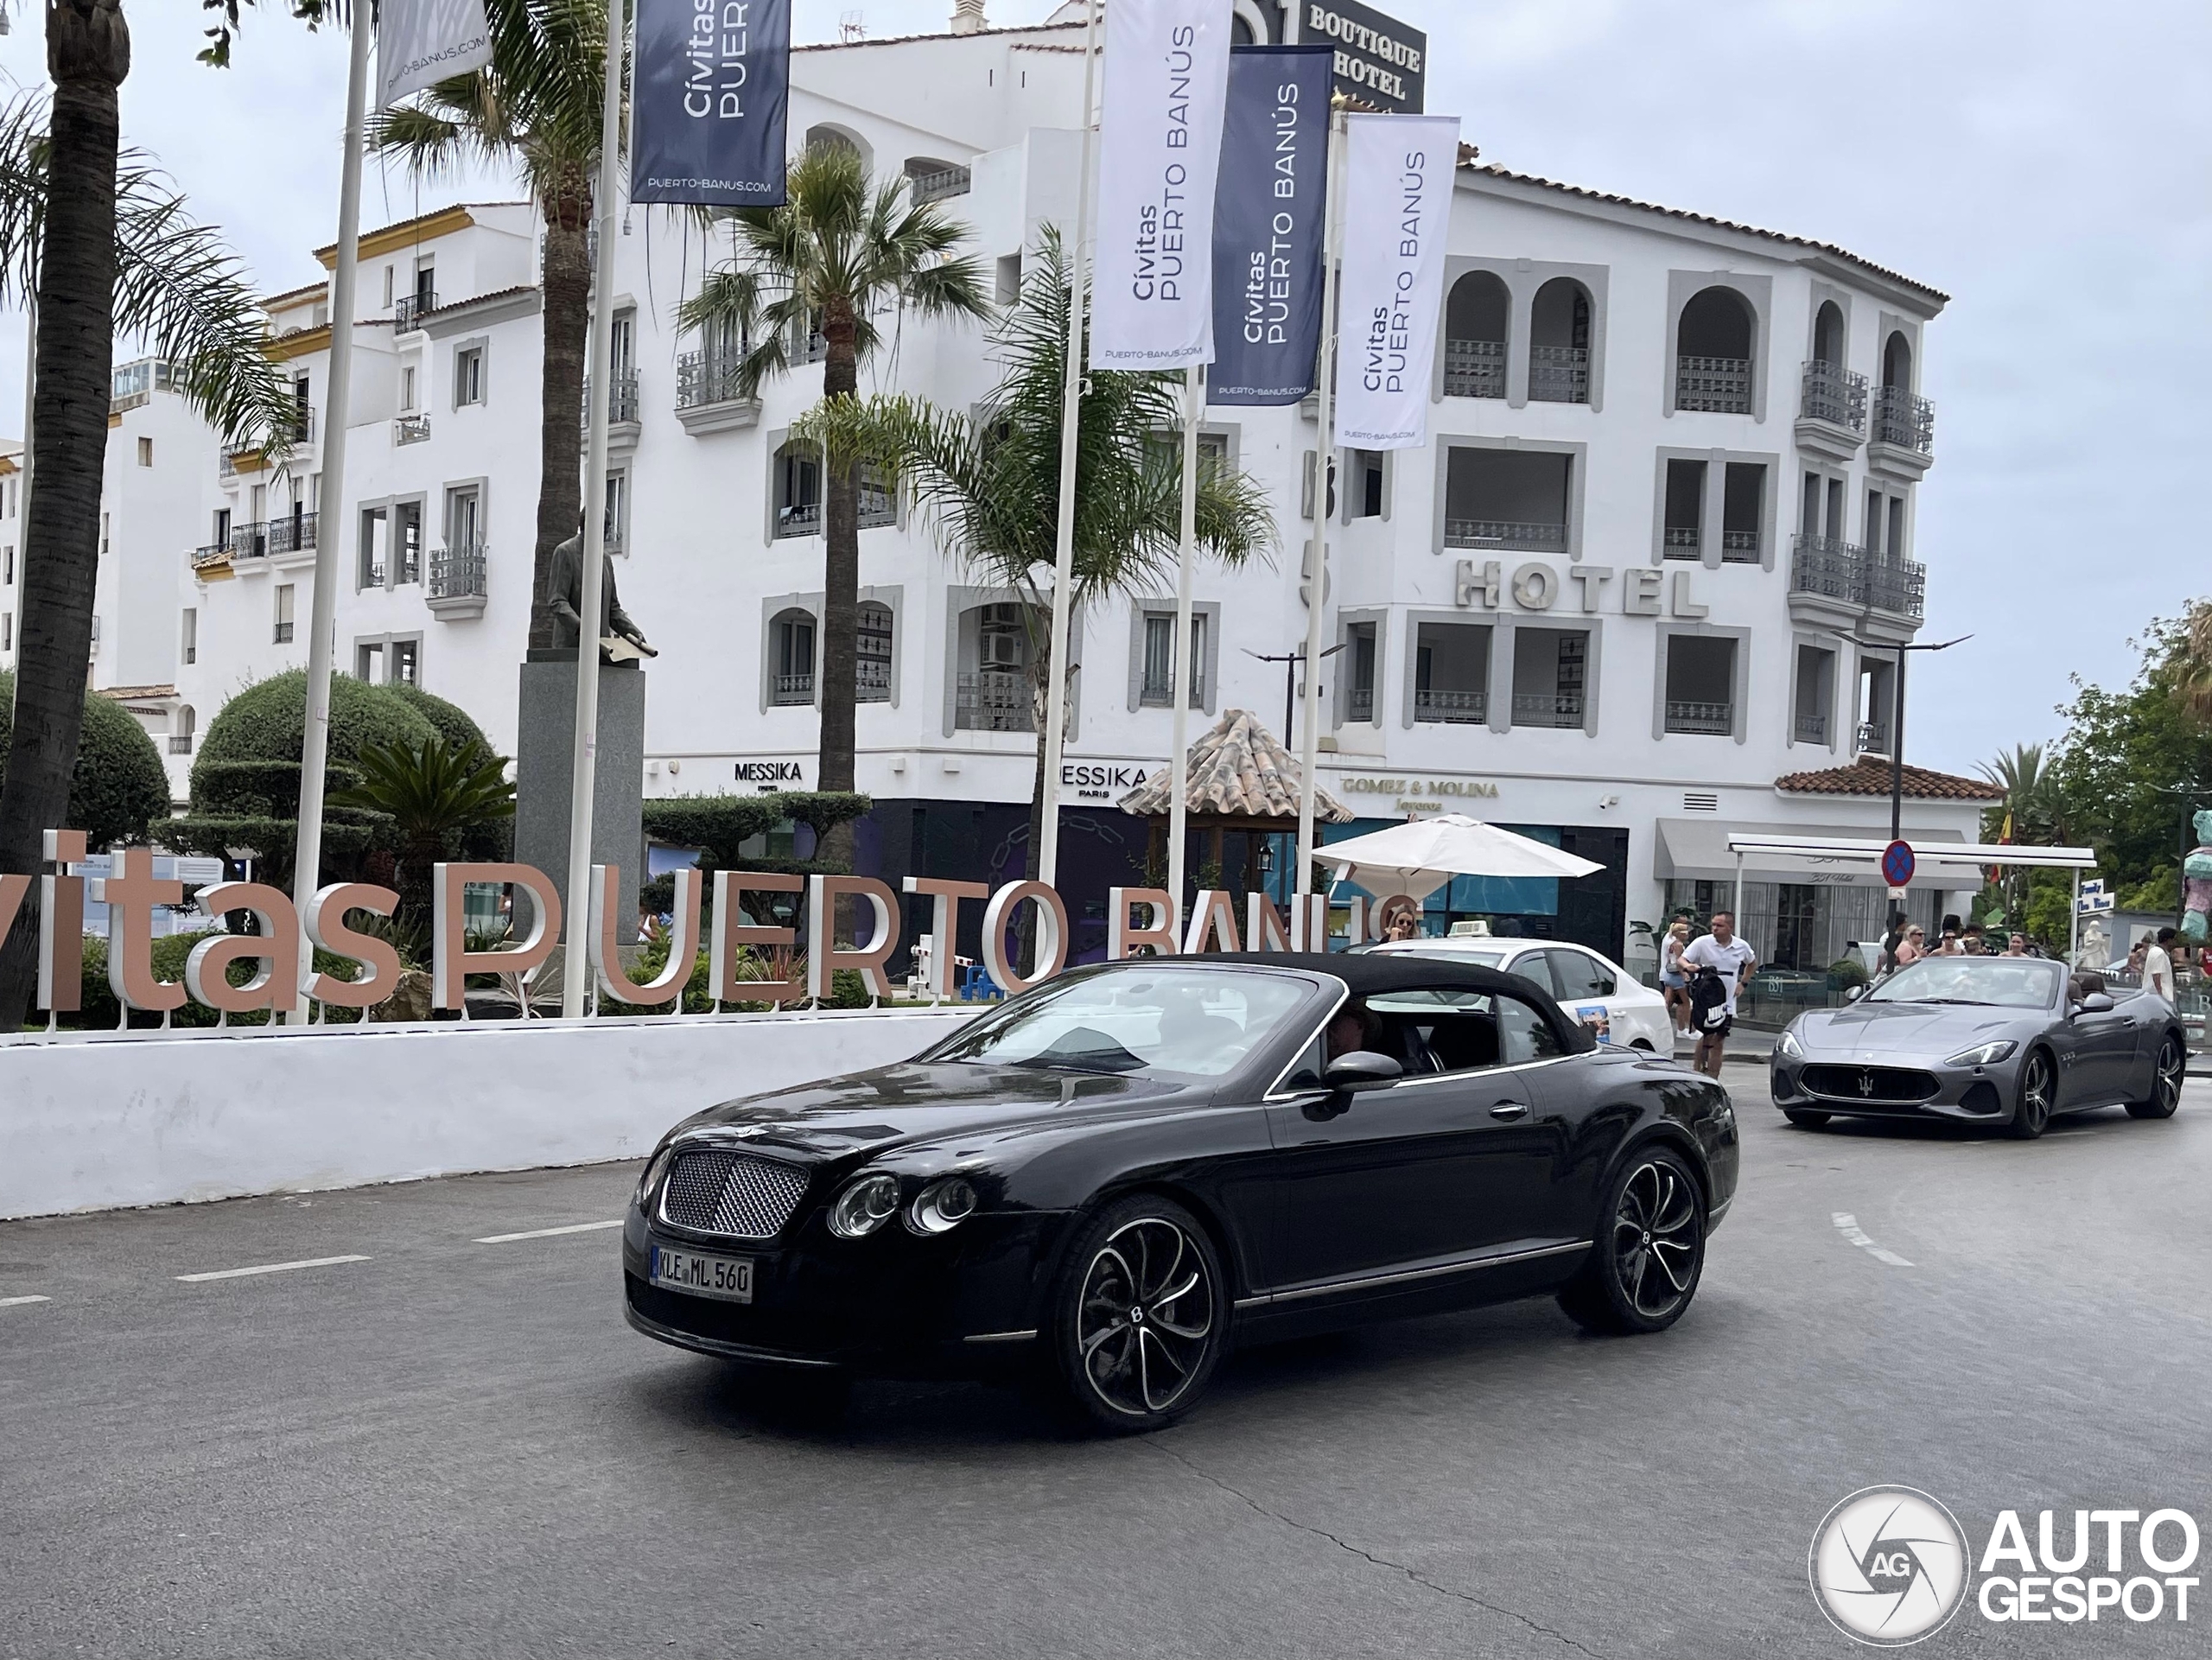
left=1332, top=113, right=1461, bottom=452
left=1090, top=0, right=1235, bottom=370
left=632, top=0, right=794, bottom=207
left=378, top=0, right=494, bottom=110
left=1207, top=47, right=1333, bottom=407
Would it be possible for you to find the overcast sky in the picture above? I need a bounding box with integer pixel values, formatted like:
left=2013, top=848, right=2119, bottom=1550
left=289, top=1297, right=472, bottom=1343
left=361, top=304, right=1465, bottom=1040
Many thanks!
left=3, top=0, right=2206, bottom=776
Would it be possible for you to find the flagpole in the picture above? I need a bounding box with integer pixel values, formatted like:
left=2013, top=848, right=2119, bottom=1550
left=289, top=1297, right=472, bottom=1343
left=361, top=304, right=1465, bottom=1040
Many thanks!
left=1036, top=0, right=1100, bottom=889
left=288, top=2, right=373, bottom=1020
left=1295, top=106, right=1347, bottom=929
left=560, top=0, right=630, bottom=1019
left=1166, top=366, right=1200, bottom=915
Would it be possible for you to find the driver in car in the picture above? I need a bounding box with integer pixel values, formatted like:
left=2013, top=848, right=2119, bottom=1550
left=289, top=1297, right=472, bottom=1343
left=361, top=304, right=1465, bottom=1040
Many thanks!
left=1326, top=1002, right=1382, bottom=1060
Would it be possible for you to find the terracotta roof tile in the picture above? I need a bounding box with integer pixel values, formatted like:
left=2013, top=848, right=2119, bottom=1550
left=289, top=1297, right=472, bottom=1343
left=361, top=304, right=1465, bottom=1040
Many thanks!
left=1776, top=760, right=2003, bottom=801
left=1118, top=709, right=1352, bottom=822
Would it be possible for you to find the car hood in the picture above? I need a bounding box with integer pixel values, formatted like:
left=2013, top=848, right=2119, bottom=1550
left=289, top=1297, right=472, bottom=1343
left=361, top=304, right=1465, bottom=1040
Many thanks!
left=1792, top=1001, right=2042, bottom=1060
left=664, top=1059, right=1198, bottom=1162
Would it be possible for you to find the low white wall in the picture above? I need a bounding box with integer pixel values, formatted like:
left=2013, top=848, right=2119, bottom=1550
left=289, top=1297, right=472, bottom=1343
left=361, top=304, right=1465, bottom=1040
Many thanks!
left=0, top=1009, right=976, bottom=1221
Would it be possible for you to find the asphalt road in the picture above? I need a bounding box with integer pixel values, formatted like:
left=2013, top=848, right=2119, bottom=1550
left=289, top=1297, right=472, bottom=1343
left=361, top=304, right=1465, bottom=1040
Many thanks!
left=4, top=1074, right=2209, bottom=1659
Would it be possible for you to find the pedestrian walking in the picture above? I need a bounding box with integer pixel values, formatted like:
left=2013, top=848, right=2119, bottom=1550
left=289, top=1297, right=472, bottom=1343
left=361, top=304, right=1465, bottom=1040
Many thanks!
left=1681, top=911, right=1758, bottom=1079
left=1658, top=918, right=1694, bottom=1038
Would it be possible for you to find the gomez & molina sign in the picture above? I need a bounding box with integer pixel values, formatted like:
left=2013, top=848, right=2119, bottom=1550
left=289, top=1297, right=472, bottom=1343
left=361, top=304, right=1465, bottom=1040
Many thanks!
left=0, top=830, right=1353, bottom=1029
left=1301, top=1, right=1426, bottom=114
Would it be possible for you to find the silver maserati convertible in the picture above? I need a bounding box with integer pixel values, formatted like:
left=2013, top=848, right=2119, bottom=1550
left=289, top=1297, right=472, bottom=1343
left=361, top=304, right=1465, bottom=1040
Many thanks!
left=1769, top=956, right=2187, bottom=1138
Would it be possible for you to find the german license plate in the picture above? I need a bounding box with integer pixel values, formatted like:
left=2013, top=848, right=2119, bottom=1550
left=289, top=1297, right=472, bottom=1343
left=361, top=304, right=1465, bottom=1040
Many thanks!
left=650, top=1244, right=753, bottom=1303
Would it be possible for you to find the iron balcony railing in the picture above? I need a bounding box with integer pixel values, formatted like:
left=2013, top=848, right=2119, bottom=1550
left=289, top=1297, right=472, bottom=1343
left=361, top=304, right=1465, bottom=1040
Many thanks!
left=267, top=512, right=317, bottom=555
left=197, top=512, right=318, bottom=567
left=1662, top=525, right=1700, bottom=559
left=1348, top=687, right=1375, bottom=721
left=1511, top=690, right=1584, bottom=728
left=396, top=540, right=422, bottom=585
left=168, top=735, right=194, bottom=755
left=1872, top=385, right=1936, bottom=455
left=274, top=620, right=296, bottom=645
left=392, top=291, right=438, bottom=333
left=677, top=349, right=749, bottom=409
left=1790, top=532, right=1927, bottom=620
left=776, top=501, right=821, bottom=538
left=1445, top=518, right=1568, bottom=553
left=394, top=414, right=432, bottom=445
left=1528, top=344, right=1590, bottom=404
left=1675, top=354, right=1752, bottom=414
left=582, top=368, right=641, bottom=426
left=1857, top=720, right=1892, bottom=756
left=1442, top=338, right=1506, bottom=399
left=956, top=670, right=1034, bottom=733
left=1801, top=359, right=1868, bottom=431
left=775, top=486, right=896, bottom=538
left=1414, top=688, right=1488, bottom=724
left=1665, top=699, right=1733, bottom=735
left=429, top=543, right=487, bottom=601
left=1795, top=712, right=1829, bottom=744
left=1720, top=529, right=1761, bottom=563
left=277, top=406, right=315, bottom=448
left=771, top=672, right=814, bottom=706
left=857, top=660, right=892, bottom=703
left=1140, top=671, right=1205, bottom=709
left=907, top=163, right=972, bottom=205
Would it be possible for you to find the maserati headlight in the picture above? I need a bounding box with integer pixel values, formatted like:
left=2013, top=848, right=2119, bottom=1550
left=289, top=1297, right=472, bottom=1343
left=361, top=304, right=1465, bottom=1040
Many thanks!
left=636, top=1141, right=680, bottom=1208
left=1946, top=1040, right=2018, bottom=1067
left=1775, top=1029, right=1805, bottom=1060
left=906, top=1177, right=978, bottom=1236
left=829, top=1173, right=903, bottom=1239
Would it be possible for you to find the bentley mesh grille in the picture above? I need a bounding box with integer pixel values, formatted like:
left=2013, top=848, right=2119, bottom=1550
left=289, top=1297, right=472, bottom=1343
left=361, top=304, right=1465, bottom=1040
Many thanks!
left=660, top=1148, right=810, bottom=1240
left=1802, top=1064, right=1940, bottom=1103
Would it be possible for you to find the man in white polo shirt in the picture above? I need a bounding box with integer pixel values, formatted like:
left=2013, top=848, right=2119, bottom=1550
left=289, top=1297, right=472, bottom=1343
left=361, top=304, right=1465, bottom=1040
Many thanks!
left=1682, top=911, right=1758, bottom=1078
left=2144, top=927, right=2177, bottom=1002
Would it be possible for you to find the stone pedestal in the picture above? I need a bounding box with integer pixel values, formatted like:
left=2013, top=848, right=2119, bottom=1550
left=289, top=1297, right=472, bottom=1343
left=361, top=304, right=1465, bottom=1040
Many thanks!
left=513, top=652, right=647, bottom=934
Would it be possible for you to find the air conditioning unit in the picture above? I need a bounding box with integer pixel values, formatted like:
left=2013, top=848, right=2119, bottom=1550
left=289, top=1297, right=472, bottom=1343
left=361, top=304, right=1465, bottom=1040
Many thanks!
left=980, top=632, right=1022, bottom=668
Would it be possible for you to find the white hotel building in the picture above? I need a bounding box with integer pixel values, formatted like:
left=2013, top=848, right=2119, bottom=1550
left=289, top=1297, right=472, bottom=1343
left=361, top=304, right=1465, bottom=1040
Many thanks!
left=11, top=7, right=1998, bottom=975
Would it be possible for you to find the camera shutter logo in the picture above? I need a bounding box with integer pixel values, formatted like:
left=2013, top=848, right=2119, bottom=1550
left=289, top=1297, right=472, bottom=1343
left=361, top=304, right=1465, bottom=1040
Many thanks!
left=1809, top=1486, right=1971, bottom=1646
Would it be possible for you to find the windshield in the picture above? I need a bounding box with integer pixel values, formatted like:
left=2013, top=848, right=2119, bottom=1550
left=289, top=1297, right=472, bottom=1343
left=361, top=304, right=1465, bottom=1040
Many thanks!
left=926, top=968, right=1314, bottom=1078
left=1866, top=957, right=2063, bottom=1010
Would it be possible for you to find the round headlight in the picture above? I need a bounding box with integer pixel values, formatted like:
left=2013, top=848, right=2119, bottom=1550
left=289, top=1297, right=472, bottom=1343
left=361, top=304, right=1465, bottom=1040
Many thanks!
left=636, top=1142, right=680, bottom=1208
left=906, top=1177, right=978, bottom=1236
left=829, top=1173, right=902, bottom=1239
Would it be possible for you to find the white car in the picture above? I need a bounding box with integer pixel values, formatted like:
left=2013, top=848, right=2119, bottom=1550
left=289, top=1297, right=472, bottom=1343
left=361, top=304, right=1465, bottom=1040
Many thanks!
left=1366, top=936, right=1677, bottom=1055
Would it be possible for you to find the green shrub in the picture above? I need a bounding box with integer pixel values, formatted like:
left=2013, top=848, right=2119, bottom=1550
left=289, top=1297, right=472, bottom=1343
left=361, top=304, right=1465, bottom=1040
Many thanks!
left=1827, top=956, right=1870, bottom=989
left=0, top=670, right=174, bottom=850
left=641, top=791, right=871, bottom=874
left=73, top=931, right=366, bottom=1028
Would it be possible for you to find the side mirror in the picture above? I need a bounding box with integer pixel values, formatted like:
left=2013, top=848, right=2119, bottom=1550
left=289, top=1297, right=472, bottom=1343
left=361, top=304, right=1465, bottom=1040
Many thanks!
left=1324, top=1050, right=1403, bottom=1093
left=2075, top=992, right=2115, bottom=1014
left=1845, top=984, right=1867, bottom=1003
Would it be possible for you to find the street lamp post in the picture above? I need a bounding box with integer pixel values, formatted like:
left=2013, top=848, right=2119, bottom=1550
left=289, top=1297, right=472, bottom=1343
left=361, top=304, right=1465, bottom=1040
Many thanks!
left=1852, top=632, right=1971, bottom=931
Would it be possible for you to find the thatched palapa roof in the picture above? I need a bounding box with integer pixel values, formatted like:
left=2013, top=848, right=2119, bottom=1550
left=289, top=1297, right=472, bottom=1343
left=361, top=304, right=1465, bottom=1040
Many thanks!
left=1116, top=709, right=1352, bottom=824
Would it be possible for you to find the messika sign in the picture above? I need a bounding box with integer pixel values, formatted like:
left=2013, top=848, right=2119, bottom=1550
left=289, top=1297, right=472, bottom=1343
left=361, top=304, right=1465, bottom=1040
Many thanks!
left=0, top=830, right=1340, bottom=1027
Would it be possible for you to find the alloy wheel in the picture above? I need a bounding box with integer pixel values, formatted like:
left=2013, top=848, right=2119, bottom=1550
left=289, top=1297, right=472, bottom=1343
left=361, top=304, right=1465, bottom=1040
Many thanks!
left=1611, top=1160, right=1700, bottom=1320
left=2015, top=1053, right=2052, bottom=1137
left=2157, top=1038, right=2185, bottom=1113
left=1075, top=1218, right=1217, bottom=1418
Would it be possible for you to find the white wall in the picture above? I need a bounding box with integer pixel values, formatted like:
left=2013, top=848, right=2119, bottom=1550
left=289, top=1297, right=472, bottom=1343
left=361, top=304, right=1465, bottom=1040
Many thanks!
left=0, top=1008, right=975, bottom=1221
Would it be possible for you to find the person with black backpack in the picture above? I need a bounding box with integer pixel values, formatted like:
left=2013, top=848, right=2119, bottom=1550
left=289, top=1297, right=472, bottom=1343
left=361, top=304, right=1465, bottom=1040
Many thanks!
left=1681, top=910, right=1758, bottom=1078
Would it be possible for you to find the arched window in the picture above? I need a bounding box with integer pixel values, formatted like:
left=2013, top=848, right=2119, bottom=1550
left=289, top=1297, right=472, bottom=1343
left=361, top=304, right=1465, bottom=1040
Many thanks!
left=857, top=601, right=893, bottom=703
left=904, top=156, right=970, bottom=205
left=1444, top=271, right=1509, bottom=398
left=805, top=124, right=871, bottom=174
left=1873, top=330, right=1931, bottom=455
left=1674, top=286, right=1755, bottom=414
left=1529, top=277, right=1592, bottom=404
left=769, top=607, right=816, bottom=706
left=1881, top=329, right=1913, bottom=391
left=1801, top=301, right=1865, bottom=430
left=172, top=704, right=195, bottom=755
left=1812, top=301, right=1846, bottom=369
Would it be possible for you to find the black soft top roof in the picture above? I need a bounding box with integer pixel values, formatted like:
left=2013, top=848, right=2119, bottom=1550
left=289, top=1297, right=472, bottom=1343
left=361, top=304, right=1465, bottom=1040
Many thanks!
left=1164, top=951, right=1548, bottom=1003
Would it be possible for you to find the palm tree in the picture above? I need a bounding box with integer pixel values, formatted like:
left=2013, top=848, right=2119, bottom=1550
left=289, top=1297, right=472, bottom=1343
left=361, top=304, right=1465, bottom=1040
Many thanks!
left=2164, top=600, right=2212, bottom=725
left=0, top=72, right=302, bottom=1026
left=798, top=229, right=1274, bottom=893
left=678, top=142, right=991, bottom=864
left=369, top=0, right=613, bottom=653
left=1978, top=741, right=2060, bottom=926
left=329, top=734, right=518, bottom=926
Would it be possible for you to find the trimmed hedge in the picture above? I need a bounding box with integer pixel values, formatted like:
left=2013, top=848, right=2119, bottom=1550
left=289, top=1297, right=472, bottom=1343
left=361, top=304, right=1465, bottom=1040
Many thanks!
left=0, top=670, right=173, bottom=850
left=641, top=791, right=871, bottom=871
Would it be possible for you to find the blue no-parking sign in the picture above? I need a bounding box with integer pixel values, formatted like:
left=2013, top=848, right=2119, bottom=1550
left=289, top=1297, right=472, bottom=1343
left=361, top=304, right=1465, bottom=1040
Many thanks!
left=1880, top=840, right=1916, bottom=887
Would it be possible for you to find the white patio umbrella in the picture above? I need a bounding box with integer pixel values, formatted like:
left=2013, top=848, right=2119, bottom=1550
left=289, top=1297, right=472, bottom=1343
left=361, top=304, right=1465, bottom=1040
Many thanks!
left=1321, top=814, right=1604, bottom=901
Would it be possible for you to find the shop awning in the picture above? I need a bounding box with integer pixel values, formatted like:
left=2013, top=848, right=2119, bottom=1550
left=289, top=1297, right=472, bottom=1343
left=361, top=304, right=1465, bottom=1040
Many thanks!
left=1653, top=818, right=1982, bottom=888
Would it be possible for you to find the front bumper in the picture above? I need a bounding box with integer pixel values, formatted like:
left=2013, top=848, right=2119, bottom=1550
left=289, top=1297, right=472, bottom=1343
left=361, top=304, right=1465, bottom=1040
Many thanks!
left=621, top=1201, right=1076, bottom=1374
left=1770, top=1053, right=2016, bottom=1122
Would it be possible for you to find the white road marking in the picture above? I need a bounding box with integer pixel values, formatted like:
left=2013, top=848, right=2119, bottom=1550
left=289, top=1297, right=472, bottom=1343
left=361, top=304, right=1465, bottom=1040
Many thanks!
left=175, top=1255, right=372, bottom=1283
left=0, top=1294, right=51, bottom=1308
left=474, top=1220, right=624, bottom=1244
left=1832, top=1212, right=1914, bottom=1268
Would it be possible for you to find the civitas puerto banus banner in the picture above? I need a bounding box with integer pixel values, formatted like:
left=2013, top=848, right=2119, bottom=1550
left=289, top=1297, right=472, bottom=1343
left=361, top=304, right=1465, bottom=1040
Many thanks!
left=1089, top=0, right=1235, bottom=371
left=378, top=0, right=494, bottom=110
left=1332, top=112, right=1461, bottom=451
left=631, top=0, right=792, bottom=207
left=0, top=833, right=1363, bottom=1028
left=1205, top=46, right=1333, bottom=408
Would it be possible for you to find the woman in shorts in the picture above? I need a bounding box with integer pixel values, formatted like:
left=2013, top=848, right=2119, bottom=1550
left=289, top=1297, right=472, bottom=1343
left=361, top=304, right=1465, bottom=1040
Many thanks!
left=1658, top=918, right=1694, bottom=1037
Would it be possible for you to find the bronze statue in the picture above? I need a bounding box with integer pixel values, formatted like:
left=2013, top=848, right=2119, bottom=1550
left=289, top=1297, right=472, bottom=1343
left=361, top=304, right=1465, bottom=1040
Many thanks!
left=548, top=522, right=657, bottom=663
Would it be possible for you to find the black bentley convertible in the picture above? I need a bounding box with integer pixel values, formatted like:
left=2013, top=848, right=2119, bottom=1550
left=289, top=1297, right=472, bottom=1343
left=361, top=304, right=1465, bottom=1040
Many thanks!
left=624, top=954, right=1739, bottom=1431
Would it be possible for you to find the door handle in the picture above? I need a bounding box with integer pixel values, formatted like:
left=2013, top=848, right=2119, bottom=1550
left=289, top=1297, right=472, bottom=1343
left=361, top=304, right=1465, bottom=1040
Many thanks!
left=1489, top=1101, right=1529, bottom=1121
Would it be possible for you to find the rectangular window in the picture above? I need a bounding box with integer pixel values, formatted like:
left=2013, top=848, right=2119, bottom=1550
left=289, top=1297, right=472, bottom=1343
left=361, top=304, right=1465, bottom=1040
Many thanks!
left=1721, top=462, right=1764, bottom=563
left=1346, top=620, right=1378, bottom=723
left=1801, top=471, right=1821, bottom=537
left=1662, top=459, right=1705, bottom=559
left=392, top=639, right=419, bottom=687
left=400, top=365, right=417, bottom=412
left=775, top=448, right=822, bottom=537
left=1349, top=450, right=1385, bottom=520
left=1414, top=621, right=1491, bottom=725
left=394, top=500, right=423, bottom=584
left=137, top=436, right=153, bottom=467
left=274, top=583, right=296, bottom=645
left=1857, top=657, right=1897, bottom=754
left=771, top=612, right=816, bottom=705
left=446, top=485, right=483, bottom=551
left=604, top=471, right=627, bottom=553
left=1140, top=613, right=1207, bottom=708
left=382, top=265, right=395, bottom=308
left=1663, top=635, right=1736, bottom=735
left=1792, top=644, right=1834, bottom=745
left=100, top=513, right=111, bottom=557
left=2, top=544, right=10, bottom=584
left=1825, top=476, right=1845, bottom=539
left=3, top=613, right=10, bottom=652
left=1444, top=448, right=1572, bottom=553
left=1510, top=627, right=1588, bottom=729
left=356, top=641, right=384, bottom=682
left=454, top=345, right=485, bottom=407
left=291, top=377, right=312, bottom=442
left=1886, top=496, right=1907, bottom=561
left=1865, top=488, right=1885, bottom=557
left=413, top=262, right=435, bottom=308
left=359, top=506, right=387, bottom=588
left=181, top=607, right=197, bottom=665
left=995, top=253, right=1022, bottom=306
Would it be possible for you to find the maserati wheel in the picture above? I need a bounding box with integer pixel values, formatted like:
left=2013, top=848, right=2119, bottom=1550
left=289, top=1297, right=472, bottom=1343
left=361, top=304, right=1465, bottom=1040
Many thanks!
left=2127, top=1034, right=2186, bottom=1120
left=2008, top=1050, right=2054, bottom=1139
left=1050, top=1196, right=1224, bottom=1434
left=1783, top=1109, right=1830, bottom=1129
left=1560, top=1147, right=1707, bottom=1336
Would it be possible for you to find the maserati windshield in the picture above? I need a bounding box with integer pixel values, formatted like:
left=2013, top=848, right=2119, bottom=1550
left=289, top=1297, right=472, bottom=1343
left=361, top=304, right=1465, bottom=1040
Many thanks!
left=1866, top=957, right=2063, bottom=1010
left=925, top=968, right=1313, bottom=1078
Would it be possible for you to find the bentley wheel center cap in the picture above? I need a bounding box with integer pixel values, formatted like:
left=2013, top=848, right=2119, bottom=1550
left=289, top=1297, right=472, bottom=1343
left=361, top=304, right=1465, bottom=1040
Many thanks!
left=1129, top=1307, right=1145, bottom=1325
left=1642, top=1231, right=1652, bottom=1246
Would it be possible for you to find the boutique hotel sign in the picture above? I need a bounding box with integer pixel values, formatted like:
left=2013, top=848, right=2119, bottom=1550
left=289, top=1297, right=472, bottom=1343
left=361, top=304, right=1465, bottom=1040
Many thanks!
left=0, top=830, right=1338, bottom=1028
left=1301, top=2, right=1426, bottom=114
